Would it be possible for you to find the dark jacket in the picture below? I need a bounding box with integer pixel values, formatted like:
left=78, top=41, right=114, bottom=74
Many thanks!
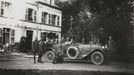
left=39, top=40, right=44, bottom=52
left=32, top=40, right=39, bottom=52
left=45, top=40, right=54, bottom=50
left=108, top=39, right=117, bottom=52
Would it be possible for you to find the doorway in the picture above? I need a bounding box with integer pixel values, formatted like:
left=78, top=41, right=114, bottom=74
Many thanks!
left=26, top=30, right=33, bottom=50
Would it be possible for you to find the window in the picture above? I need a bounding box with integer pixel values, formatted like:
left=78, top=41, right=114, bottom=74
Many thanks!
left=48, top=14, right=56, bottom=25
left=48, top=14, right=52, bottom=25
left=25, top=8, right=37, bottom=22
left=42, top=12, right=48, bottom=24
left=50, top=0, right=52, bottom=5
left=0, top=1, right=4, bottom=15
left=11, top=29, right=15, bottom=44
left=52, top=15, right=56, bottom=25
left=41, top=32, right=47, bottom=41
left=57, top=16, right=60, bottom=26
left=0, top=1, right=11, bottom=16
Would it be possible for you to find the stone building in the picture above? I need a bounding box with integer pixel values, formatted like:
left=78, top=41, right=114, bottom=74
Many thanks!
left=0, top=0, right=62, bottom=49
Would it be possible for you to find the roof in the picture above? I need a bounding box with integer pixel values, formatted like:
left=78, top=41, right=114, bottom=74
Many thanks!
left=37, top=1, right=62, bottom=10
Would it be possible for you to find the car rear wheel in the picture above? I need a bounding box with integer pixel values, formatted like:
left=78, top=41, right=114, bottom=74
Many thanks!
left=44, top=51, right=55, bottom=62
left=91, top=51, right=104, bottom=65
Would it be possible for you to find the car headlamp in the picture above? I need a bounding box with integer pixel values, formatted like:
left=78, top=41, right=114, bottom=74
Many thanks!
left=102, top=46, right=105, bottom=49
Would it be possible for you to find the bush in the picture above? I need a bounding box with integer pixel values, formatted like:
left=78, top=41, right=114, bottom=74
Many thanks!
left=18, top=36, right=27, bottom=52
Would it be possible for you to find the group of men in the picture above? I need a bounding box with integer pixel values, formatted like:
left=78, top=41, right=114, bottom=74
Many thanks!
left=32, top=36, right=54, bottom=63
left=32, top=36, right=72, bottom=64
left=32, top=35, right=117, bottom=64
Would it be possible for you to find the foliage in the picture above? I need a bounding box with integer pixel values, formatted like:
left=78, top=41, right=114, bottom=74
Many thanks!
left=57, top=0, right=133, bottom=45
left=18, top=36, right=27, bottom=52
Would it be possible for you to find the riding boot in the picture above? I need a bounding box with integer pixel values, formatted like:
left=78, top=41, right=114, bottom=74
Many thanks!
left=34, top=52, right=36, bottom=64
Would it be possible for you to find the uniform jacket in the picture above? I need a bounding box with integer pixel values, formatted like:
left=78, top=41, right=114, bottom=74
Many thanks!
left=32, top=40, right=39, bottom=51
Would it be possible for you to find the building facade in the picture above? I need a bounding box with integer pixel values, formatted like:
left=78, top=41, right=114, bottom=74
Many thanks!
left=0, top=0, right=62, bottom=49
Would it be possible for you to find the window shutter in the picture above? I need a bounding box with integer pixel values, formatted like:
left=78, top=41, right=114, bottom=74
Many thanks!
left=11, top=29, right=15, bottom=44
left=0, top=1, right=1, bottom=15
left=0, top=1, right=4, bottom=16
left=57, top=16, right=60, bottom=26
left=0, top=28, right=3, bottom=45
left=34, top=10, right=36, bottom=22
left=42, top=12, right=44, bottom=23
left=49, top=14, right=51, bottom=24
left=25, top=8, right=28, bottom=20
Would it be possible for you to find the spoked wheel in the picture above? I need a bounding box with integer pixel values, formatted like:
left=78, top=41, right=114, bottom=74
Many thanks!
left=44, top=51, right=55, bottom=62
left=91, top=51, right=104, bottom=65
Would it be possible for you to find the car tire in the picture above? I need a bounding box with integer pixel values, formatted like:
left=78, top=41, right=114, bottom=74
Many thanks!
left=91, top=51, right=104, bottom=65
left=67, top=46, right=79, bottom=59
left=44, top=51, right=55, bottom=63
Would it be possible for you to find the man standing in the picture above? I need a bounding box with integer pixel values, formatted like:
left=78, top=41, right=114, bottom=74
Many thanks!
left=107, top=36, right=117, bottom=61
left=32, top=37, right=39, bottom=64
left=60, top=37, right=65, bottom=44
left=38, top=36, right=45, bottom=63
left=108, top=36, right=117, bottom=53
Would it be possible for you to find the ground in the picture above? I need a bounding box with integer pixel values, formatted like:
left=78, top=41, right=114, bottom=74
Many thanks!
left=0, top=52, right=134, bottom=75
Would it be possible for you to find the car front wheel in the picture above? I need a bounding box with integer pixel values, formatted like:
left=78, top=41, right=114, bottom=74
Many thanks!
left=44, top=51, right=55, bottom=63
left=91, top=51, right=104, bottom=65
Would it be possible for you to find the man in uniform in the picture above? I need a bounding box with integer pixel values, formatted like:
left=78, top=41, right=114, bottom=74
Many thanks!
left=107, top=36, right=117, bottom=61
left=38, top=35, right=46, bottom=63
left=32, top=37, right=39, bottom=64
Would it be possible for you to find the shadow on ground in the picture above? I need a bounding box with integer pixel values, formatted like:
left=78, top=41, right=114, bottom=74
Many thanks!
left=0, top=68, right=133, bottom=75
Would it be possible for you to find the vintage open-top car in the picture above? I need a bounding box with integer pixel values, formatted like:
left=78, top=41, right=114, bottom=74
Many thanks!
left=42, top=43, right=108, bottom=65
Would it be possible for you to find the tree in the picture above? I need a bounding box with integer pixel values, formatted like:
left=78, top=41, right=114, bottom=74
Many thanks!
left=57, top=0, right=133, bottom=45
